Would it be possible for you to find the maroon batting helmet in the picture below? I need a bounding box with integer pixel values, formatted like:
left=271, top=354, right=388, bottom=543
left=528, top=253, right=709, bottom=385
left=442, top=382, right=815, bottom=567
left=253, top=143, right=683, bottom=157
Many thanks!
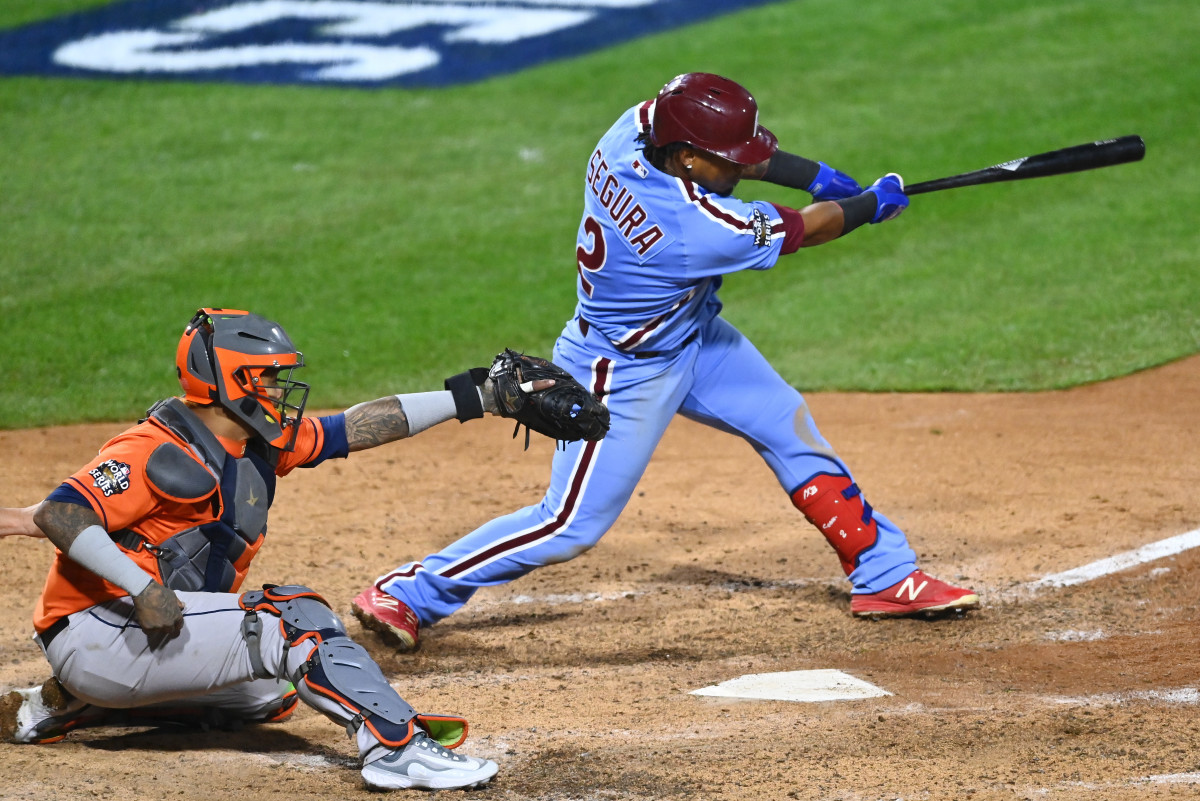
left=649, top=73, right=778, bottom=165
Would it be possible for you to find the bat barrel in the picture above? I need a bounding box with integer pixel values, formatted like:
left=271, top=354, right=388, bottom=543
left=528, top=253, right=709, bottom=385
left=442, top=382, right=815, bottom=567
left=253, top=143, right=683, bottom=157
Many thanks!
left=905, top=135, right=1145, bottom=196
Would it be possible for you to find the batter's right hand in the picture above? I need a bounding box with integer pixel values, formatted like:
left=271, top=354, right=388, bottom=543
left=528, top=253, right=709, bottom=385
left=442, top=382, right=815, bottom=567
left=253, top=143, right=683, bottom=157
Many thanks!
left=133, top=581, right=185, bottom=646
left=866, top=173, right=909, bottom=223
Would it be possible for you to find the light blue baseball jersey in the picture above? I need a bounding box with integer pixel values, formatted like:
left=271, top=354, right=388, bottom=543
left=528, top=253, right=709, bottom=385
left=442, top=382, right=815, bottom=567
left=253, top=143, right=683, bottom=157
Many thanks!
left=573, top=101, right=790, bottom=355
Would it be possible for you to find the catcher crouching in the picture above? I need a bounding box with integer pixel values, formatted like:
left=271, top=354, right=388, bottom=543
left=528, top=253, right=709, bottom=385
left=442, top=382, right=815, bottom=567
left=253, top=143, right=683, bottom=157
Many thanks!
left=0, top=308, right=607, bottom=791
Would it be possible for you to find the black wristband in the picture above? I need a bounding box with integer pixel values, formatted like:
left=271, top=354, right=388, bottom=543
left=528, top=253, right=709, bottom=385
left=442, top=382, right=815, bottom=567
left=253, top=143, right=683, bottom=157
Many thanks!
left=444, top=368, right=489, bottom=422
left=762, top=151, right=821, bottom=190
left=834, top=193, right=878, bottom=235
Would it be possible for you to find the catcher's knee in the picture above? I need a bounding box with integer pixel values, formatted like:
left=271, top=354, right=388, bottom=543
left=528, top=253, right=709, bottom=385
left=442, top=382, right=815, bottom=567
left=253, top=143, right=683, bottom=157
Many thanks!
left=240, top=585, right=347, bottom=663
left=253, top=685, right=300, bottom=723
left=239, top=584, right=418, bottom=748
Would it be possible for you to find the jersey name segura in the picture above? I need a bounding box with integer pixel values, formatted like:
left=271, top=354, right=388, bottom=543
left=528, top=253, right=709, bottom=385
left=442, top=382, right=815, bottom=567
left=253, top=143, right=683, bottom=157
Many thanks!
left=586, top=148, right=665, bottom=258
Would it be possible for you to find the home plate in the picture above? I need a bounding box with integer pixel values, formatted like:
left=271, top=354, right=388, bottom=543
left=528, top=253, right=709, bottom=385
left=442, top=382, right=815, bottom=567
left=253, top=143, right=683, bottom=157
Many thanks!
left=690, top=669, right=891, bottom=702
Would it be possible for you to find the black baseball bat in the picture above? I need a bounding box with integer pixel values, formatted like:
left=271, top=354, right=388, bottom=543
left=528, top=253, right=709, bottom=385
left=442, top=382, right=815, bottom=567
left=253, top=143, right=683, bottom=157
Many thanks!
left=905, top=135, right=1145, bottom=195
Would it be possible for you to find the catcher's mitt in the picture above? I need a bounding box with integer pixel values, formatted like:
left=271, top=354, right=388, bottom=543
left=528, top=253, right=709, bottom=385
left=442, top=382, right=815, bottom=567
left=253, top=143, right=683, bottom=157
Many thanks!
left=489, top=349, right=610, bottom=449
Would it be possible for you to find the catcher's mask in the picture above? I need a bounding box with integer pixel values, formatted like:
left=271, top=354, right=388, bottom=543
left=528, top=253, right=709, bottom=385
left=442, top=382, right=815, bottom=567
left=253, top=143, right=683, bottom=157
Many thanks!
left=175, top=308, right=309, bottom=451
left=649, top=72, right=778, bottom=166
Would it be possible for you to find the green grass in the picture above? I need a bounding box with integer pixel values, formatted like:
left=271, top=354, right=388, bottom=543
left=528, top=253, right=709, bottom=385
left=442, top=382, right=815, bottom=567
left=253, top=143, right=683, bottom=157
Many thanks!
left=1, top=0, right=1197, bottom=427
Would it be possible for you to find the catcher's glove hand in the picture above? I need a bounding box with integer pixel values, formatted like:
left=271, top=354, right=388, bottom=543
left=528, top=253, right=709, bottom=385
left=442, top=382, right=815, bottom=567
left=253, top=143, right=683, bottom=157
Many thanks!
left=488, top=349, right=610, bottom=449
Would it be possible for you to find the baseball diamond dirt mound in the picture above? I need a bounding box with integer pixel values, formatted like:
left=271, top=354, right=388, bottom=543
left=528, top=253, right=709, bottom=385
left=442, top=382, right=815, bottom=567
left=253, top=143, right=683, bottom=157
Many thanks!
left=2, top=355, right=1199, bottom=800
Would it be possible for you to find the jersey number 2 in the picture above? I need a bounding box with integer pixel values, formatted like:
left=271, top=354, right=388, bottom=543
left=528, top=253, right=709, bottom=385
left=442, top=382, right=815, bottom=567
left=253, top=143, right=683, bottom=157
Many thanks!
left=575, top=215, right=606, bottom=297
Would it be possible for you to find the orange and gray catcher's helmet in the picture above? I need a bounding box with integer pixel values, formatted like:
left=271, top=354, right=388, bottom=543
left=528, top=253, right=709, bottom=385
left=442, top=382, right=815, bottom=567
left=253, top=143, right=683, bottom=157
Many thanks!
left=176, top=308, right=309, bottom=450
left=650, top=72, right=778, bottom=166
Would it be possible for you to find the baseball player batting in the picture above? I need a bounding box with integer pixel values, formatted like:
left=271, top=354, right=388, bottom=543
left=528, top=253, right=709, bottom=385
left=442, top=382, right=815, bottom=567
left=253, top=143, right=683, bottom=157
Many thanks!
left=352, top=72, right=979, bottom=652
left=0, top=308, right=602, bottom=790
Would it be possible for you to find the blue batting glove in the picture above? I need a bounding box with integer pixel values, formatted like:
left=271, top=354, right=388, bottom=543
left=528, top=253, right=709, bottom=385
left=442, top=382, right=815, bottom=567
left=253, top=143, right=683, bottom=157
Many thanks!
left=808, top=162, right=864, bottom=201
left=865, top=173, right=908, bottom=223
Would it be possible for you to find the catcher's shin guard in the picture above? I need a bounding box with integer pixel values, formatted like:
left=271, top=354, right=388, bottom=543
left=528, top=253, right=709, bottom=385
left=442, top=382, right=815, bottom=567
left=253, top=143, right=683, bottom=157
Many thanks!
left=240, top=585, right=418, bottom=749
left=791, top=473, right=880, bottom=575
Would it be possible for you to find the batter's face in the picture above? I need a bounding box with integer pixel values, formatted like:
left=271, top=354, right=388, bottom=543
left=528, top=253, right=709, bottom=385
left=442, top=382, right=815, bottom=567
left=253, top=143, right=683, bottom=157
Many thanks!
left=680, top=148, right=744, bottom=196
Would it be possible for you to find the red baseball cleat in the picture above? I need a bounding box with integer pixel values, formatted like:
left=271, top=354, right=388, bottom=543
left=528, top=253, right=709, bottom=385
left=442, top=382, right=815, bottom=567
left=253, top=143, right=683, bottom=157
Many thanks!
left=851, top=569, right=979, bottom=619
left=352, top=586, right=420, bottom=651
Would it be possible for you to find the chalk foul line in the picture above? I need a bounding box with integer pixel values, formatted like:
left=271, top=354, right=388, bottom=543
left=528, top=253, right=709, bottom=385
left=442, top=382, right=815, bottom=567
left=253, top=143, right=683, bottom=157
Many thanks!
left=1028, top=527, right=1200, bottom=590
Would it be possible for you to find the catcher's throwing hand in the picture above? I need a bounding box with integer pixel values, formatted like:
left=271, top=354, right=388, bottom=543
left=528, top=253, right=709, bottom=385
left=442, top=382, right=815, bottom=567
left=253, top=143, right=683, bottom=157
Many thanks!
left=133, top=581, right=185, bottom=646
left=484, top=349, right=610, bottom=449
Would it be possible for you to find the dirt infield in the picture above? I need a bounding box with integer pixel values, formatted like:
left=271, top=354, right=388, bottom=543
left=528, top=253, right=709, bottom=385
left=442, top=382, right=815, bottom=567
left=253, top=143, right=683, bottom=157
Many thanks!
left=3, top=355, right=1199, bottom=801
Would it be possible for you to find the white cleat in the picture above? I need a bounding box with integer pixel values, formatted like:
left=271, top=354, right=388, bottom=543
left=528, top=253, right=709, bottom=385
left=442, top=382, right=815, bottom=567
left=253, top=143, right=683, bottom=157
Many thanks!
left=361, top=731, right=499, bottom=791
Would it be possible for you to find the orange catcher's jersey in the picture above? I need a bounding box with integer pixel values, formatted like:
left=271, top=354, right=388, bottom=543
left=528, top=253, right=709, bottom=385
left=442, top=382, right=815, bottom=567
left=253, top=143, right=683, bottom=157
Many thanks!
left=34, top=405, right=347, bottom=632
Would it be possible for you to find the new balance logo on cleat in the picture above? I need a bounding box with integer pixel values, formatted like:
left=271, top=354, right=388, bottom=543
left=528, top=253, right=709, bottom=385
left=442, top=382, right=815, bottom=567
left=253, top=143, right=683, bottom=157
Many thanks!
left=851, top=569, right=980, bottom=619
left=893, top=575, right=929, bottom=601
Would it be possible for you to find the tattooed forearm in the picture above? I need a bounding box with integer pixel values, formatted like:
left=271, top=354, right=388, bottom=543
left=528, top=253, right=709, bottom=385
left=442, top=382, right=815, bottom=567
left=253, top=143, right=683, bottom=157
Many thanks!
left=344, top=396, right=411, bottom=452
left=33, top=500, right=103, bottom=552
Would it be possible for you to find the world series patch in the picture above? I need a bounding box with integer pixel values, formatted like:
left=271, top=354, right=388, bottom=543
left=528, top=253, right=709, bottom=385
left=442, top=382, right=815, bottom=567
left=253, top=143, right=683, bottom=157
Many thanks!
left=751, top=208, right=771, bottom=248
left=90, top=460, right=132, bottom=497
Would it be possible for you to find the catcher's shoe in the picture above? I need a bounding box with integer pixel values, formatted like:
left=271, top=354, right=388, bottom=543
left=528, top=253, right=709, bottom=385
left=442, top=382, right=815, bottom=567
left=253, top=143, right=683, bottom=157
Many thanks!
left=0, top=677, right=103, bottom=744
left=361, top=731, right=499, bottom=791
left=851, top=569, right=980, bottom=619
left=351, top=586, right=420, bottom=652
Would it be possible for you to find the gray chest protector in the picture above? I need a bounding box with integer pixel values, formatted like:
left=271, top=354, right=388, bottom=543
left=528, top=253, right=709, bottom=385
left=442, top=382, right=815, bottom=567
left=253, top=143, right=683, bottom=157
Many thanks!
left=116, top=398, right=278, bottom=593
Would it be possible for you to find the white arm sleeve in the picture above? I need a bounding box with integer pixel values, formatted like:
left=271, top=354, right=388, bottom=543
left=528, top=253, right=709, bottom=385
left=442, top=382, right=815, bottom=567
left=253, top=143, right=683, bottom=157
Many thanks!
left=66, top=524, right=153, bottom=596
left=395, top=390, right=470, bottom=436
